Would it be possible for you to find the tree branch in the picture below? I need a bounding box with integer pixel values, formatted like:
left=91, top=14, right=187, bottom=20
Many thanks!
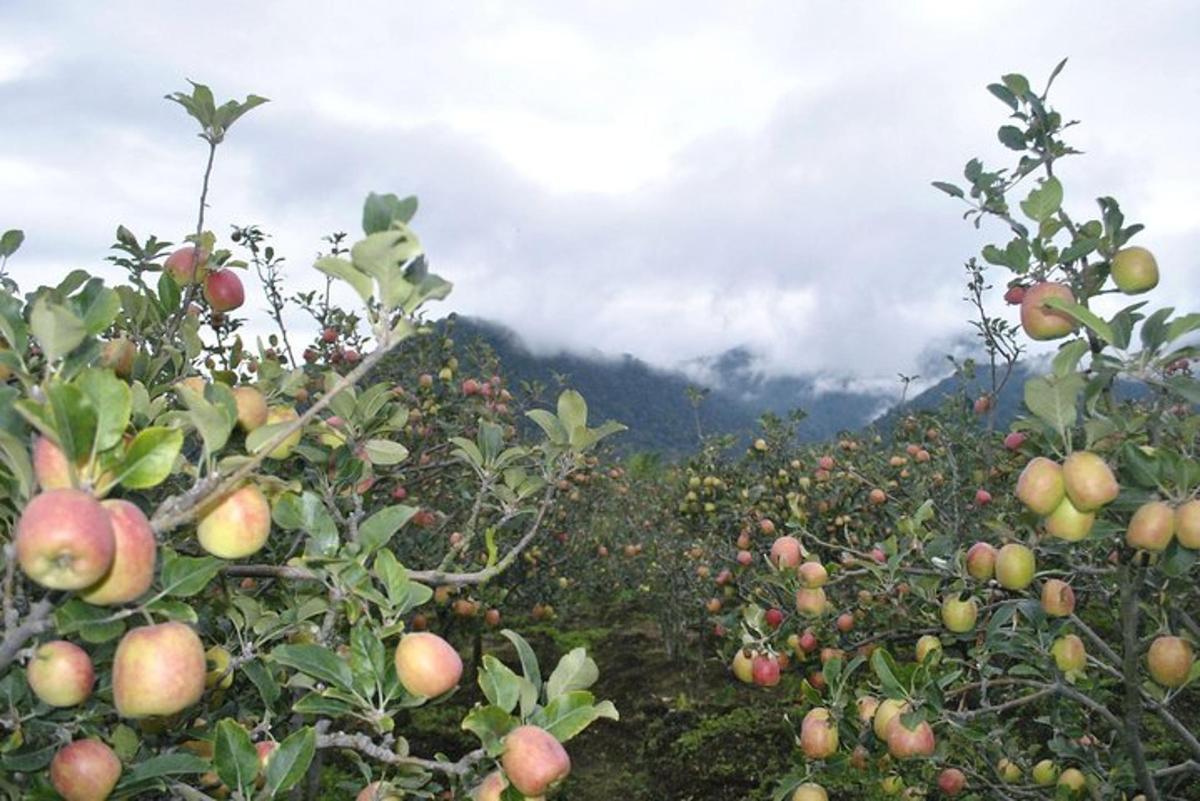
left=0, top=598, right=55, bottom=672
left=316, top=731, right=484, bottom=776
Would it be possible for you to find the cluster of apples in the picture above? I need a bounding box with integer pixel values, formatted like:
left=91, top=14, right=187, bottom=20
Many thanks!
left=391, top=632, right=571, bottom=799
left=165, top=244, right=245, bottom=312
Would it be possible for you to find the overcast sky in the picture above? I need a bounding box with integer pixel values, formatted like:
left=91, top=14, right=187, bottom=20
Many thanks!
left=2, top=2, right=1198, bottom=387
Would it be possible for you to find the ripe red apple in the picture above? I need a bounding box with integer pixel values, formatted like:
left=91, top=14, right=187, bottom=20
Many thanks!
left=50, top=738, right=121, bottom=801
left=1110, top=246, right=1159, bottom=294
left=965, top=542, right=997, bottom=581
left=791, top=783, right=828, bottom=801
left=765, top=608, right=784, bottom=628
left=795, top=588, right=828, bottom=617
left=973, top=395, right=992, bottom=415
left=752, top=653, right=781, bottom=687
left=767, top=535, right=803, bottom=569
left=204, top=268, right=245, bottom=312
left=736, top=549, right=753, bottom=566
left=869, top=488, right=887, bottom=505
left=1015, top=457, right=1065, bottom=515
left=165, top=245, right=209, bottom=284
left=16, top=489, right=115, bottom=590
left=975, top=488, right=992, bottom=506
left=1177, top=500, right=1200, bottom=548
left=886, top=716, right=935, bottom=758
left=27, top=640, right=94, bottom=707
left=233, top=386, right=269, bottom=432
left=937, top=767, right=966, bottom=795
left=1126, top=500, right=1175, bottom=552
left=798, top=629, right=818, bottom=653
left=995, top=543, right=1036, bottom=590
left=394, top=632, right=463, bottom=697
left=1003, top=284, right=1026, bottom=305
left=1020, top=282, right=1078, bottom=340
left=1040, top=579, right=1076, bottom=617
left=112, top=622, right=206, bottom=718
left=1045, top=496, right=1096, bottom=541
left=941, top=595, right=977, bottom=633
left=836, top=612, right=854, bottom=633
left=870, top=547, right=887, bottom=564
left=1147, top=635, right=1194, bottom=688
left=1062, top=451, right=1119, bottom=512
left=484, top=608, right=501, bottom=627
left=1003, top=431, right=1027, bottom=450
left=197, top=484, right=271, bottom=559
left=798, top=560, right=828, bottom=588
left=79, top=499, right=156, bottom=605
left=1052, top=634, right=1087, bottom=677
left=873, top=698, right=909, bottom=739
left=799, top=707, right=838, bottom=758
left=501, top=725, right=571, bottom=797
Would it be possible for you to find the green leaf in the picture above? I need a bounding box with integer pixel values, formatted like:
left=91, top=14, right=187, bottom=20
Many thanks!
left=363, top=439, right=409, bottom=466
left=931, top=181, right=964, bottom=198
left=315, top=256, right=374, bottom=305
left=479, top=656, right=524, bottom=714
left=526, top=409, right=567, bottom=444
left=116, top=426, right=183, bottom=489
left=273, top=491, right=340, bottom=557
left=556, top=390, right=588, bottom=433
left=214, top=719, right=259, bottom=795
left=54, top=599, right=126, bottom=643
left=0, top=229, right=24, bottom=258
left=1042, top=297, right=1115, bottom=345
left=30, top=296, right=86, bottom=363
left=1052, top=339, right=1091, bottom=377
left=500, top=629, right=542, bottom=695
left=987, top=83, right=1019, bottom=111
left=1019, top=176, right=1063, bottom=223
left=160, top=549, right=225, bottom=596
left=46, top=382, right=98, bottom=462
left=363, top=192, right=419, bottom=234
left=358, top=504, right=418, bottom=554
left=75, top=368, right=132, bottom=452
left=542, top=692, right=619, bottom=742
left=271, top=644, right=353, bottom=691
left=871, top=648, right=904, bottom=696
left=292, top=693, right=353, bottom=716
left=242, top=658, right=281, bottom=706
left=264, top=727, right=316, bottom=796
left=1024, top=373, right=1084, bottom=433
left=997, top=125, right=1026, bottom=150
left=0, top=430, right=34, bottom=502
left=351, top=229, right=423, bottom=310
left=119, top=753, right=210, bottom=785
left=461, top=705, right=518, bottom=755
left=545, top=648, right=598, bottom=701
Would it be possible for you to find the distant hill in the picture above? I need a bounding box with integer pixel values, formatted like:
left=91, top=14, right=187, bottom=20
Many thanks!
left=425, top=316, right=1053, bottom=454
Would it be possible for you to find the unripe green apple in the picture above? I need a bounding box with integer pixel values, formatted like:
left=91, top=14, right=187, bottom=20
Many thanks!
left=1057, top=767, right=1087, bottom=796
left=995, top=543, right=1036, bottom=591
left=16, top=489, right=115, bottom=590
left=880, top=775, right=904, bottom=795
left=233, top=386, right=269, bottom=432
left=470, top=771, right=508, bottom=801
left=1110, top=246, right=1159, bottom=294
left=915, top=635, right=942, bottom=663
left=1020, top=282, right=1077, bottom=340
left=1126, top=500, right=1175, bottom=551
left=1040, top=579, right=1076, bottom=617
left=997, top=758, right=1022, bottom=783
left=1147, top=635, right=1194, bottom=688
left=799, top=707, right=838, bottom=759
left=795, top=587, right=828, bottom=616
left=964, top=542, right=996, bottom=581
left=941, top=595, right=977, bottom=633
left=50, top=738, right=121, bottom=801
left=769, top=535, right=804, bottom=569
left=886, top=716, right=936, bottom=759
left=1062, top=451, right=1119, bottom=512
left=791, top=782, right=828, bottom=801
left=873, top=698, right=909, bottom=740
left=394, top=632, right=463, bottom=697
left=1015, top=457, right=1065, bottom=515
left=27, top=640, right=94, bottom=707
left=1044, top=496, right=1095, bottom=541
left=1052, top=634, right=1087, bottom=677
left=1177, top=500, right=1200, bottom=548
left=1032, top=758, right=1058, bottom=786
left=80, top=500, right=156, bottom=606
left=263, top=406, right=302, bottom=459
left=197, top=484, right=271, bottom=559
left=501, top=725, right=571, bottom=797
left=112, top=622, right=207, bottom=718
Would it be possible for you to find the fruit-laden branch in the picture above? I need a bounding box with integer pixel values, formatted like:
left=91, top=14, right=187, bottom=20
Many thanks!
left=0, top=597, right=55, bottom=672
left=316, top=731, right=484, bottom=776
left=224, top=466, right=564, bottom=588
left=150, top=339, right=398, bottom=535
left=163, top=140, right=218, bottom=345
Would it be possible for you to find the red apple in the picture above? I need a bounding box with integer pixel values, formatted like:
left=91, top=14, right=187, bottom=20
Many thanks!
left=965, top=542, right=997, bottom=581
left=975, top=488, right=992, bottom=506
left=798, top=560, right=828, bottom=588
left=50, top=738, right=121, bottom=801
left=770, top=536, right=804, bottom=569
left=1040, top=579, right=1076, bottom=617
left=1003, top=431, right=1027, bottom=450
left=937, top=767, right=966, bottom=795
left=751, top=653, right=781, bottom=687
left=1126, top=500, right=1175, bottom=552
left=79, top=500, right=156, bottom=606
left=886, top=716, right=936, bottom=759
left=501, top=725, right=570, bottom=797
left=112, top=622, right=206, bottom=718
left=1003, top=284, right=1026, bottom=305
left=1020, top=282, right=1078, bottom=340
left=799, top=707, right=838, bottom=759
left=165, top=245, right=209, bottom=284
left=27, top=640, right=94, bottom=707
left=394, top=632, right=462, bottom=697
left=1062, top=451, right=1119, bottom=512
left=204, top=268, right=245, bottom=312
left=1147, top=635, right=1194, bottom=688
left=765, top=608, right=784, bottom=628
left=1015, top=457, right=1065, bottom=515
left=16, top=489, right=115, bottom=590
